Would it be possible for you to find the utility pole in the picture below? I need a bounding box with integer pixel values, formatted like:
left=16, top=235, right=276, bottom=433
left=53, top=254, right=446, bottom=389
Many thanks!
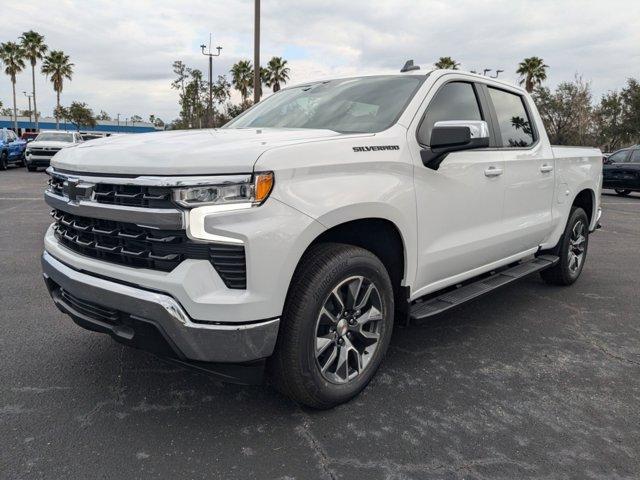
left=23, top=91, right=33, bottom=129
left=116, top=113, right=121, bottom=133
left=253, top=0, right=261, bottom=104
left=201, top=34, right=222, bottom=127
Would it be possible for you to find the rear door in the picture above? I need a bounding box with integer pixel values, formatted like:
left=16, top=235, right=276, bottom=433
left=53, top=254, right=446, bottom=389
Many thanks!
left=408, top=79, right=507, bottom=294
left=603, top=150, right=631, bottom=189
left=620, top=149, right=640, bottom=190
left=484, top=86, right=555, bottom=255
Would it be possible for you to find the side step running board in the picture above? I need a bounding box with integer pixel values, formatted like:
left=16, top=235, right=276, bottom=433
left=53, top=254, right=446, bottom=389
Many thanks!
left=409, top=255, right=559, bottom=321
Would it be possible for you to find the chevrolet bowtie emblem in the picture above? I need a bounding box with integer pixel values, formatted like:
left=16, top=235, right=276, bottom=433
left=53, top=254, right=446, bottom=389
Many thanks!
left=63, top=179, right=94, bottom=202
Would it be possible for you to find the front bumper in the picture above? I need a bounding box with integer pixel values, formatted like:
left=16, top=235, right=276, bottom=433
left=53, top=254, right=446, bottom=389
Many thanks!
left=42, top=251, right=280, bottom=366
left=26, top=154, right=52, bottom=167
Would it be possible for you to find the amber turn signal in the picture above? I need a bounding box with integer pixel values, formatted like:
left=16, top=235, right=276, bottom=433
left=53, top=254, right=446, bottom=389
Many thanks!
left=254, top=172, right=274, bottom=203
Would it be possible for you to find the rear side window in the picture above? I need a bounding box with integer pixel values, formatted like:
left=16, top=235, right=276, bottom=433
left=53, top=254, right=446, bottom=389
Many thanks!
left=630, top=149, right=640, bottom=163
left=609, top=150, right=629, bottom=163
left=418, top=82, right=482, bottom=145
left=488, top=88, right=535, bottom=147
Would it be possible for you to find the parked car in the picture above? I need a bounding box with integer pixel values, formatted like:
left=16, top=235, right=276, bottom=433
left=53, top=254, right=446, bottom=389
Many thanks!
left=41, top=68, right=602, bottom=408
left=21, top=132, right=39, bottom=143
left=0, top=128, right=27, bottom=170
left=25, top=131, right=83, bottom=172
left=603, top=146, right=640, bottom=195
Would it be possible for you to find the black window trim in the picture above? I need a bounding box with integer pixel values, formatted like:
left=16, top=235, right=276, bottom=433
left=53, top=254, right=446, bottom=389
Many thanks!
left=415, top=80, right=495, bottom=148
left=483, top=84, right=540, bottom=151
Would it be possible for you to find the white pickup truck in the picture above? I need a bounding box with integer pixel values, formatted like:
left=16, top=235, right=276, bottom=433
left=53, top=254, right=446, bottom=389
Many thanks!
left=42, top=66, right=602, bottom=408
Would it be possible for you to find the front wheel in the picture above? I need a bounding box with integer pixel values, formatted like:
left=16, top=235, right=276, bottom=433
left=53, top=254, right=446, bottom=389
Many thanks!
left=0, top=152, right=7, bottom=171
left=269, top=243, right=394, bottom=409
left=614, top=189, right=631, bottom=196
left=540, top=207, right=589, bottom=286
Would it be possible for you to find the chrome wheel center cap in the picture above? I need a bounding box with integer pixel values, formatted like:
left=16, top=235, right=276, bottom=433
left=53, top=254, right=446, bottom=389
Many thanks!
left=336, top=319, right=349, bottom=337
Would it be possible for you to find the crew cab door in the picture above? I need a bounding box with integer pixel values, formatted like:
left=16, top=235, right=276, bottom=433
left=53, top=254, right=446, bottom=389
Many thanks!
left=408, top=79, right=507, bottom=295
left=484, top=86, right=555, bottom=253
left=6, top=130, right=19, bottom=159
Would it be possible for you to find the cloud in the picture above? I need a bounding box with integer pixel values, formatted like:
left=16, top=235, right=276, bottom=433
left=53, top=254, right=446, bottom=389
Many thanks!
left=1, top=0, right=638, bottom=122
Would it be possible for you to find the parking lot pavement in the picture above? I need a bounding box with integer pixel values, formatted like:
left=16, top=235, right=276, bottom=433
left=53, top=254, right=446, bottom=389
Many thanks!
left=0, top=167, right=638, bottom=480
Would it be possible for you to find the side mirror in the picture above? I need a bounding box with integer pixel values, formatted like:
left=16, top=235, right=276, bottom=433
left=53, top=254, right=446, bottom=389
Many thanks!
left=420, top=120, right=490, bottom=170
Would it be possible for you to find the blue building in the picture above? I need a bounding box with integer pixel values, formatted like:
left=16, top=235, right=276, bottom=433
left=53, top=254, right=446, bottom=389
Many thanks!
left=0, top=115, right=158, bottom=135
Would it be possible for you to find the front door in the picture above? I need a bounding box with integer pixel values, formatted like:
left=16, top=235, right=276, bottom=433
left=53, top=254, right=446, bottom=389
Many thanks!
left=408, top=80, right=507, bottom=296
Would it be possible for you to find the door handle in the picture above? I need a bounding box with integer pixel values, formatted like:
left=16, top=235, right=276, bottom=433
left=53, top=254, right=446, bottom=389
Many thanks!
left=484, top=166, right=503, bottom=177
left=540, top=164, right=554, bottom=173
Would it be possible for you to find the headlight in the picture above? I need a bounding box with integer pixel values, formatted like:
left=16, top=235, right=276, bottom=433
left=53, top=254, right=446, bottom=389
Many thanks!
left=173, top=172, right=274, bottom=208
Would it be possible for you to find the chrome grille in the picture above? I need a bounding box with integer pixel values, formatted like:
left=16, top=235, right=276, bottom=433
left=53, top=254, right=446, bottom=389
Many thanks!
left=48, top=174, right=174, bottom=208
left=30, top=148, right=60, bottom=156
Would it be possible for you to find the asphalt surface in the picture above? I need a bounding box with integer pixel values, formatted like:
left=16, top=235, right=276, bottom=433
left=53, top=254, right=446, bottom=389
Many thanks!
left=1, top=167, right=639, bottom=480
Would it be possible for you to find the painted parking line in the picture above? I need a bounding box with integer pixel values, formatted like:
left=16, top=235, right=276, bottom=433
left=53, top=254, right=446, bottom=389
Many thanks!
left=0, top=197, right=41, bottom=200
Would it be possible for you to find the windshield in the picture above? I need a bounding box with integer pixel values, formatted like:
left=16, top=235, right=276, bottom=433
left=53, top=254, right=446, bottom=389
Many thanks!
left=225, top=75, right=425, bottom=134
left=35, top=133, right=74, bottom=142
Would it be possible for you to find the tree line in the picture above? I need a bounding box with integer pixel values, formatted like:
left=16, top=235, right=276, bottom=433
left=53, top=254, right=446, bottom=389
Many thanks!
left=0, top=30, right=164, bottom=132
left=435, top=55, right=640, bottom=151
left=170, top=56, right=290, bottom=129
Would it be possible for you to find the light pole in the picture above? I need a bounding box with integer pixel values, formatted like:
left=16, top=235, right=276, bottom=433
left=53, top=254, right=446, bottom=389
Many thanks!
left=116, top=113, right=121, bottom=133
left=253, top=0, right=261, bottom=104
left=491, top=69, right=504, bottom=78
left=201, top=35, right=222, bottom=128
left=483, top=69, right=492, bottom=76
left=23, top=91, right=33, bottom=129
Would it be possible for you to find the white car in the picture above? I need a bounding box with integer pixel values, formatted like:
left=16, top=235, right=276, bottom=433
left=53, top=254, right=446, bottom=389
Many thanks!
left=42, top=67, right=602, bottom=408
left=25, top=131, right=83, bottom=171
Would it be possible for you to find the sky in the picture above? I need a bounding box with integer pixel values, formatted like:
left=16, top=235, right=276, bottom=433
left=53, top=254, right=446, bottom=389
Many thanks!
left=1, top=0, right=639, bottom=123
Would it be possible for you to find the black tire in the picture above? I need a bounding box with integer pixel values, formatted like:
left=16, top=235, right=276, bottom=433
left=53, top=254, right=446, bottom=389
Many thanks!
left=269, top=243, right=394, bottom=409
left=26, top=163, right=37, bottom=172
left=540, top=207, right=589, bottom=286
left=0, top=152, right=7, bottom=171
left=614, top=189, right=631, bottom=196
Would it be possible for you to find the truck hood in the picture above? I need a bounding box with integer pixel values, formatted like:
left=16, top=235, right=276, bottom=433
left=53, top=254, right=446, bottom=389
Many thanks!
left=51, top=128, right=344, bottom=175
left=29, top=140, right=75, bottom=149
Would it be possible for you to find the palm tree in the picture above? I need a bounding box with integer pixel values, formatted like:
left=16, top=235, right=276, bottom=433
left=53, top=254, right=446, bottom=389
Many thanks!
left=434, top=56, right=460, bottom=70
left=230, top=60, right=254, bottom=104
left=20, top=31, right=47, bottom=131
left=263, top=56, right=290, bottom=93
left=41, top=50, right=74, bottom=129
left=0, top=42, right=26, bottom=132
left=516, top=57, right=549, bottom=93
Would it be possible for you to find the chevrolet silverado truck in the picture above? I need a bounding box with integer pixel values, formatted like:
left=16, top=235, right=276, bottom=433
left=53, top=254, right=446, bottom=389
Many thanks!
left=42, top=67, right=602, bottom=408
left=26, top=131, right=84, bottom=171
left=0, top=128, right=27, bottom=170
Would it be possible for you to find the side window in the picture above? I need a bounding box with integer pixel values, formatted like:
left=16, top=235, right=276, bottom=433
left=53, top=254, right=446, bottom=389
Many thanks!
left=630, top=149, right=640, bottom=163
left=418, top=82, right=482, bottom=145
left=609, top=150, right=629, bottom=163
left=488, top=87, right=535, bottom=147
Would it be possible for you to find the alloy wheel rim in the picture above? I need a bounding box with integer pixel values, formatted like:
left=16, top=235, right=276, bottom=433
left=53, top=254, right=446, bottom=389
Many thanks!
left=568, top=219, right=586, bottom=274
left=314, top=275, right=383, bottom=384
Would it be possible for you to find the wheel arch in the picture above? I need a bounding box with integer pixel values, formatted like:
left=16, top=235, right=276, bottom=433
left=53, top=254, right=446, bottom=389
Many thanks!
left=572, top=188, right=595, bottom=226
left=290, top=215, right=412, bottom=319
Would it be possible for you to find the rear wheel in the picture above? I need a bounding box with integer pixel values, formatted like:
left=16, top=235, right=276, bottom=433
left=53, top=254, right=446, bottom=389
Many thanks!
left=0, top=152, right=7, bottom=171
left=269, top=243, right=394, bottom=409
left=614, top=189, right=631, bottom=196
left=540, top=207, right=589, bottom=286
